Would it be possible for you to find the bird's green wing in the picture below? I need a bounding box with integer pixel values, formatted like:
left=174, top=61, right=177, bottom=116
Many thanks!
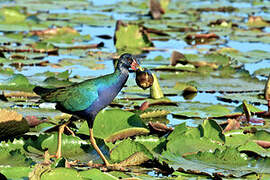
left=42, top=82, right=99, bottom=112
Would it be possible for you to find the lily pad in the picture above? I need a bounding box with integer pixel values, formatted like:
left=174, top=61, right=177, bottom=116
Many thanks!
left=166, top=120, right=225, bottom=156
left=225, top=129, right=270, bottom=157
left=108, top=138, right=153, bottom=163
left=78, top=109, right=149, bottom=142
left=79, top=169, right=118, bottom=180
left=114, top=21, right=153, bottom=54
left=41, top=168, right=82, bottom=180
left=185, top=147, right=250, bottom=167
left=25, top=133, right=102, bottom=161
left=0, top=148, right=34, bottom=167
left=172, top=102, right=237, bottom=119
left=0, top=74, right=35, bottom=92
left=0, top=167, right=32, bottom=179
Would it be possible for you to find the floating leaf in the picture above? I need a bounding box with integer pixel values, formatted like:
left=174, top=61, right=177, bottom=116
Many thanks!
left=150, top=73, right=164, bottom=99
left=0, top=74, right=35, bottom=92
left=0, top=167, right=32, bottom=179
left=79, top=169, right=117, bottom=180
left=40, top=133, right=97, bottom=159
left=173, top=103, right=236, bottom=119
left=166, top=120, right=225, bottom=156
left=162, top=151, right=253, bottom=177
left=247, top=16, right=270, bottom=27
left=114, top=21, right=153, bottom=54
left=0, top=109, right=29, bottom=139
left=0, top=148, right=34, bottom=167
left=238, top=141, right=270, bottom=157
left=78, top=109, right=149, bottom=142
left=41, top=168, right=82, bottom=180
left=0, top=7, right=26, bottom=23
left=109, top=138, right=153, bottom=163
left=185, top=147, right=250, bottom=167
left=223, top=119, right=240, bottom=132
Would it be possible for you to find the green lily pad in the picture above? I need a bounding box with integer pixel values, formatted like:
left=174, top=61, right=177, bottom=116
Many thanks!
left=218, top=93, right=267, bottom=105
left=114, top=22, right=153, bottom=54
left=41, top=168, right=82, bottom=180
left=38, top=27, right=91, bottom=44
left=161, top=151, right=253, bottom=177
left=0, top=7, right=26, bottom=23
left=108, top=138, right=153, bottom=163
left=0, top=167, right=32, bottom=179
left=238, top=141, right=270, bottom=157
left=79, top=169, right=118, bottom=180
left=184, top=52, right=231, bottom=66
left=0, top=148, right=34, bottom=167
left=42, top=77, right=73, bottom=88
left=59, top=57, right=105, bottom=70
left=159, top=69, right=265, bottom=92
left=225, top=129, right=270, bottom=157
left=218, top=48, right=270, bottom=64
left=172, top=102, right=237, bottom=119
left=185, top=147, right=250, bottom=166
left=78, top=109, right=149, bottom=142
left=230, top=28, right=270, bottom=44
left=0, top=74, right=35, bottom=92
left=25, top=133, right=102, bottom=161
left=153, top=64, right=196, bottom=72
left=166, top=120, right=225, bottom=156
left=134, top=135, right=165, bottom=154
left=254, top=67, right=270, bottom=77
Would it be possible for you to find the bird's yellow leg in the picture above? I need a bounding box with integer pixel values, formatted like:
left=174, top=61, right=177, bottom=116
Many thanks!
left=54, top=120, right=75, bottom=159
left=55, top=123, right=65, bottom=159
left=89, top=128, right=110, bottom=166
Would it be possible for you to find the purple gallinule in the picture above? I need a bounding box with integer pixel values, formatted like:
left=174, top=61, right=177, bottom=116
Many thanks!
left=33, top=53, right=140, bottom=166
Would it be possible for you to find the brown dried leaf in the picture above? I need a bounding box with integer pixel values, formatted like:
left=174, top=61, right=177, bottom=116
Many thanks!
left=185, top=33, right=219, bottom=40
left=118, top=151, right=150, bottom=166
left=105, top=128, right=150, bottom=143
left=140, top=110, right=170, bottom=119
left=191, top=61, right=218, bottom=69
left=170, top=51, right=187, bottom=66
left=149, top=0, right=165, bottom=19
left=4, top=91, right=38, bottom=98
left=197, top=6, right=236, bottom=12
left=139, top=101, right=150, bottom=111
left=0, top=109, right=29, bottom=139
left=25, top=116, right=48, bottom=127
left=148, top=122, right=173, bottom=133
left=264, top=74, right=270, bottom=100
left=254, top=140, right=270, bottom=149
left=31, top=27, right=77, bottom=36
left=223, top=118, right=240, bottom=132
left=248, top=16, right=267, bottom=24
left=0, top=109, right=22, bottom=122
left=242, top=100, right=251, bottom=122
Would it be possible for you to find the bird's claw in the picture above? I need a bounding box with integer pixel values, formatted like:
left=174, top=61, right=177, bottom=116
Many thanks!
left=88, top=161, right=128, bottom=172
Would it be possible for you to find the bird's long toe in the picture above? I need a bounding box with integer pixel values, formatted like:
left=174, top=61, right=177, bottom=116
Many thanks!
left=87, top=161, right=128, bottom=171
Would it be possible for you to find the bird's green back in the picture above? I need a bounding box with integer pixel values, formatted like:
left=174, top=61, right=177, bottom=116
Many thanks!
left=41, top=70, right=122, bottom=112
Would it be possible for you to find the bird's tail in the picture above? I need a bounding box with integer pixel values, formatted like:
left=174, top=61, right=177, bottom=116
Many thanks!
left=33, top=86, right=54, bottom=96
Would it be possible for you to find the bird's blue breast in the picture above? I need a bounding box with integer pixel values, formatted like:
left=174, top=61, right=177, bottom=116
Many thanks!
left=74, top=72, right=128, bottom=127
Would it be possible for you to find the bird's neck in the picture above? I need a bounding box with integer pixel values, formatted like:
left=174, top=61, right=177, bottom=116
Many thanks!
left=115, top=64, right=129, bottom=76
left=113, top=65, right=129, bottom=85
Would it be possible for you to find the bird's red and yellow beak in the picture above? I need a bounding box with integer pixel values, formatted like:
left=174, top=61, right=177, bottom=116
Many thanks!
left=131, top=58, right=142, bottom=71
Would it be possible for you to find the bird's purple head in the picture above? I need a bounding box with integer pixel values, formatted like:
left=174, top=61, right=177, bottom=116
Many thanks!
left=119, top=53, right=141, bottom=70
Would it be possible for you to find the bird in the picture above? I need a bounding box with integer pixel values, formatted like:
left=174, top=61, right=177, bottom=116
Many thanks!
left=33, top=53, right=140, bottom=167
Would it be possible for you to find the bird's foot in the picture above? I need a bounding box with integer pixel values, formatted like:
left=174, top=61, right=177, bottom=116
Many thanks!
left=88, top=161, right=128, bottom=172
left=49, top=122, right=76, bottom=159
left=49, top=151, right=61, bottom=159
left=59, top=121, right=75, bottom=137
